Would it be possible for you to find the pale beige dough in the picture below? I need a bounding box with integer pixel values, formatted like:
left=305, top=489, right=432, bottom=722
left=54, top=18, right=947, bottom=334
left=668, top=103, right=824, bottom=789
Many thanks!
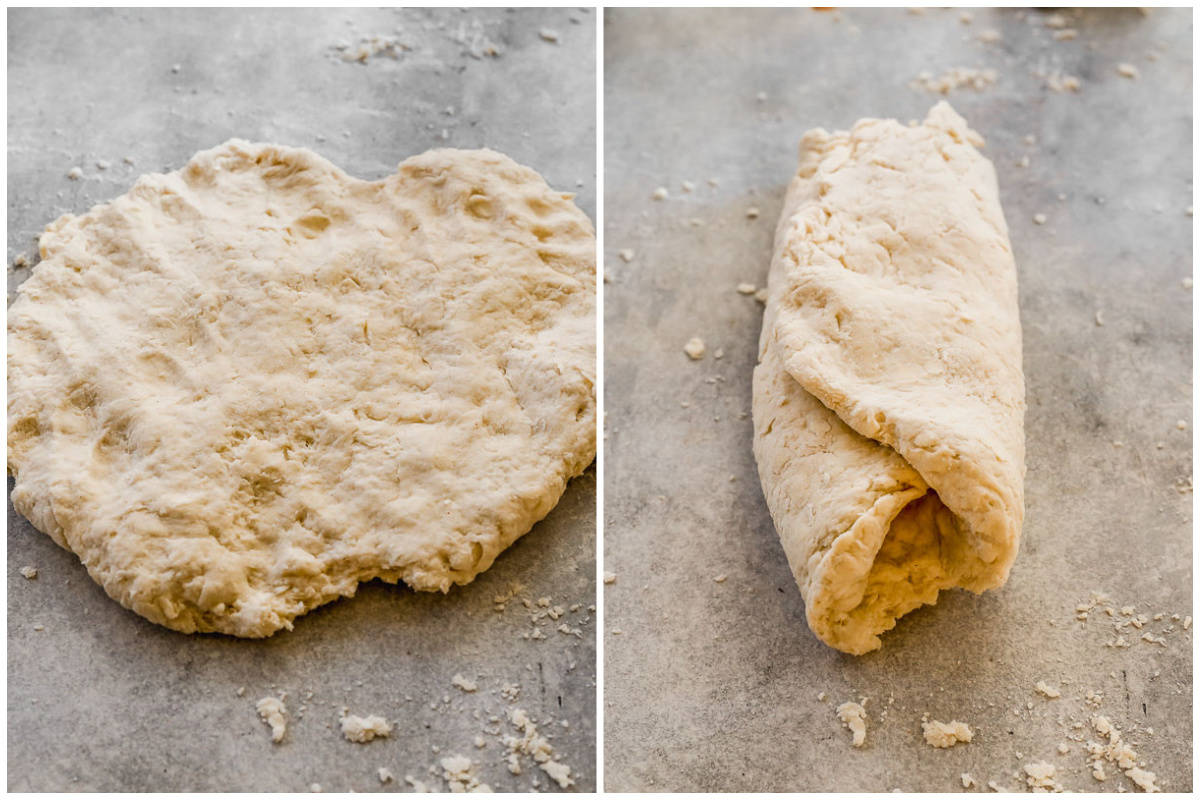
left=752, top=102, right=1025, bottom=655
left=8, top=140, right=595, bottom=637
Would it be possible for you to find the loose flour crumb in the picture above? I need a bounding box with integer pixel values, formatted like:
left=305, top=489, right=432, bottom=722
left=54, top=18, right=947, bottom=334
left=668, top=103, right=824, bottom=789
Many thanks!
left=1024, top=761, right=1062, bottom=792
left=67, top=167, right=83, bottom=180
left=1088, top=715, right=1160, bottom=791
left=377, top=767, right=394, bottom=784
left=652, top=187, right=669, bottom=201
left=1033, top=213, right=1048, bottom=225
left=1117, top=63, right=1140, bottom=79
left=923, top=719, right=973, bottom=748
left=1035, top=681, right=1062, bottom=699
left=911, top=67, right=997, bottom=94
left=538, top=29, right=559, bottom=44
left=441, top=754, right=491, bottom=792
left=505, top=708, right=575, bottom=788
left=341, top=714, right=392, bottom=743
left=684, top=337, right=706, bottom=360
left=737, top=283, right=757, bottom=295
left=603, top=572, right=617, bottom=585
left=19, top=566, right=37, bottom=579
left=452, top=674, right=479, bottom=693
left=745, top=206, right=761, bottom=219
left=256, top=697, right=288, bottom=743
left=1046, top=72, right=1082, bottom=92
left=962, top=773, right=977, bottom=788
left=617, top=249, right=634, bottom=262
left=836, top=701, right=868, bottom=747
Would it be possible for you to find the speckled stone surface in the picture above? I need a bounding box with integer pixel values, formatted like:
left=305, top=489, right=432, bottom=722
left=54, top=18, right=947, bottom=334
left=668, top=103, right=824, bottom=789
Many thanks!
left=8, top=7, right=596, bottom=792
left=603, top=7, right=1191, bottom=792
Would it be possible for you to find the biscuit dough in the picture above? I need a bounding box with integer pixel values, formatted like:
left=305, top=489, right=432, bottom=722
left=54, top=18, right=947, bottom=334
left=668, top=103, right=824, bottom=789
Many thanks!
left=752, top=103, right=1025, bottom=655
left=8, top=140, right=595, bottom=637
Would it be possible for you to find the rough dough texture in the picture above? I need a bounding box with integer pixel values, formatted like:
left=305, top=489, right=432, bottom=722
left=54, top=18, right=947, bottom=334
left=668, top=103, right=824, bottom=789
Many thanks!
left=8, top=140, right=595, bottom=637
left=752, top=102, right=1025, bottom=655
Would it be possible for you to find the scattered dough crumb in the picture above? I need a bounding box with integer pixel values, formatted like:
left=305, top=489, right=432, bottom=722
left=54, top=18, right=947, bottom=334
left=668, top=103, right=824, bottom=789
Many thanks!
left=652, top=187, right=669, bottom=201
left=713, top=574, right=727, bottom=583
left=618, top=248, right=635, bottom=263
left=681, top=180, right=695, bottom=193
left=256, top=697, right=288, bottom=743
left=1053, top=28, right=1079, bottom=41
left=405, top=775, right=430, bottom=792
left=66, top=167, right=83, bottom=180
left=1117, top=63, right=1141, bottom=79
left=341, top=714, right=392, bottom=743
left=377, top=767, right=394, bottom=784
left=19, top=566, right=37, bottom=579
left=603, top=572, right=617, bottom=585
left=737, top=282, right=757, bottom=295
left=1046, top=72, right=1082, bottom=92
left=962, top=773, right=977, bottom=789
left=746, top=206, right=760, bottom=219
left=923, top=719, right=973, bottom=748
left=1024, top=761, right=1062, bottom=792
left=452, top=674, right=478, bottom=693
left=538, top=29, right=559, bottom=44
left=910, top=67, right=997, bottom=94
left=836, top=701, right=868, bottom=747
left=441, top=754, right=491, bottom=792
left=505, top=708, right=575, bottom=788
left=753, top=288, right=768, bottom=303
left=95, top=159, right=111, bottom=170
left=1033, top=213, right=1048, bottom=225
left=977, top=29, right=1002, bottom=44
left=1035, top=681, right=1061, bottom=699
left=1088, top=715, right=1160, bottom=791
left=684, top=337, right=706, bottom=360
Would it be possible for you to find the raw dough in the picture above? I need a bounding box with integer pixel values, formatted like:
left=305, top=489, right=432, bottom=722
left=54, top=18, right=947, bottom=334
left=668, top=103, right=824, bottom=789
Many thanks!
left=752, top=103, right=1025, bottom=655
left=341, top=713, right=392, bottom=743
left=922, top=718, right=973, bottom=748
left=256, top=696, right=288, bottom=742
left=8, top=140, right=595, bottom=637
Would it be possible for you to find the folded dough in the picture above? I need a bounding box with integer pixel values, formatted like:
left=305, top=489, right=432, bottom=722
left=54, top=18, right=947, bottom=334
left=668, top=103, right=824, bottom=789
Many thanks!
left=752, top=102, right=1025, bottom=655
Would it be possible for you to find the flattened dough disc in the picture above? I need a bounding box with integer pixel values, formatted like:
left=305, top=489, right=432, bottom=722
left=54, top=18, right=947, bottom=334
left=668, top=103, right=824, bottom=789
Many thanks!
left=8, top=140, right=596, bottom=637
left=752, top=103, right=1025, bottom=655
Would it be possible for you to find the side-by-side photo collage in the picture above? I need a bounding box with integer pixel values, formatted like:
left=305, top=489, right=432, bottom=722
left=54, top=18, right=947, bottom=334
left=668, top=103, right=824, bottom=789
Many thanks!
left=6, top=5, right=1193, bottom=796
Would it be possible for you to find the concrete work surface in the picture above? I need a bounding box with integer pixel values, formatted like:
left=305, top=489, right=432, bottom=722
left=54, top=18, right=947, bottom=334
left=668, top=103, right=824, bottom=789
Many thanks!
left=8, top=8, right=596, bottom=792
left=604, top=7, right=1191, bottom=793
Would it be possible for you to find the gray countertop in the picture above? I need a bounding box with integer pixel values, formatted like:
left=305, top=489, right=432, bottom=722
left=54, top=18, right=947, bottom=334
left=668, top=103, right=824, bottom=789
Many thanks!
left=603, top=7, right=1192, bottom=793
left=8, top=7, right=596, bottom=792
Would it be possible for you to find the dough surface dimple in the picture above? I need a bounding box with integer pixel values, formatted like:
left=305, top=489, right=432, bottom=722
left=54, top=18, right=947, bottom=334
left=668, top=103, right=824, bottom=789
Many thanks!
left=7, top=140, right=596, bottom=638
left=752, top=102, right=1025, bottom=655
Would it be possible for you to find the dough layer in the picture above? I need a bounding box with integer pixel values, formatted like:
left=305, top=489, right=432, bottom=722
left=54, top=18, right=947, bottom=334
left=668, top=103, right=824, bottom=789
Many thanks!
left=8, top=140, right=596, bottom=637
left=752, top=103, right=1025, bottom=655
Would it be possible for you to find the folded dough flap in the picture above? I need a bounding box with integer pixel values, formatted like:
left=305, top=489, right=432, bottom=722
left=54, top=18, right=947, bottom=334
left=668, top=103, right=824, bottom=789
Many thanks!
left=758, top=101, right=1025, bottom=655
